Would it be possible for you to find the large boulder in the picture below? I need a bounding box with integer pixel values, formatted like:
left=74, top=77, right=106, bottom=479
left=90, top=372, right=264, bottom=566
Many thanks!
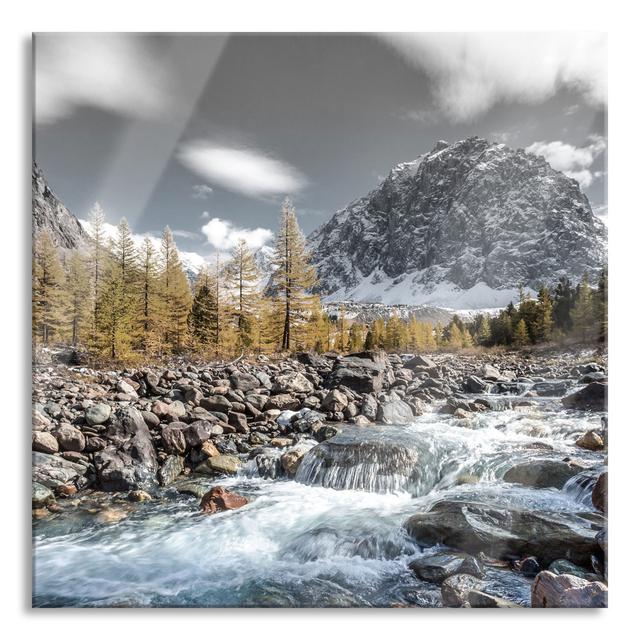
left=321, top=389, right=348, bottom=413
left=406, top=500, right=602, bottom=567
left=272, top=371, right=314, bottom=394
left=230, top=372, right=261, bottom=392
left=200, top=395, right=232, bottom=413
left=576, top=430, right=605, bottom=451
left=32, top=452, right=88, bottom=490
left=327, top=351, right=392, bottom=394
left=161, top=423, right=187, bottom=455
left=531, top=571, right=607, bottom=608
left=409, top=552, right=484, bottom=584
left=562, top=382, right=607, bottom=411
left=464, top=376, right=491, bottom=394
left=503, top=459, right=588, bottom=489
left=93, top=407, right=158, bottom=491
left=32, top=482, right=55, bottom=507
left=376, top=394, right=414, bottom=425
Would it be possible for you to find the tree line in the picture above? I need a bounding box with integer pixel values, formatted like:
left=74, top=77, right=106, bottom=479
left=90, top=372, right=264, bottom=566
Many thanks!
left=32, top=197, right=607, bottom=362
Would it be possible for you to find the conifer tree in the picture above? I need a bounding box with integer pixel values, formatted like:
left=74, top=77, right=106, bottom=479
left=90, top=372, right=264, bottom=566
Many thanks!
left=513, top=318, right=530, bottom=347
left=87, top=202, right=106, bottom=345
left=226, top=238, right=261, bottom=350
left=159, top=226, right=192, bottom=353
left=138, top=237, right=161, bottom=355
left=188, top=266, right=217, bottom=348
left=477, top=315, right=491, bottom=346
left=533, top=286, right=554, bottom=343
left=32, top=230, right=66, bottom=345
left=571, top=273, right=595, bottom=342
left=272, top=199, right=318, bottom=350
left=596, top=267, right=608, bottom=343
left=65, top=250, right=90, bottom=346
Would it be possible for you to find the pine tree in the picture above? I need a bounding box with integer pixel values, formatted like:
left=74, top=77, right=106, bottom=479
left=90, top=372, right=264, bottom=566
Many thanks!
left=513, top=318, right=530, bottom=347
left=571, top=273, right=595, bottom=342
left=86, top=202, right=106, bottom=346
left=596, top=267, right=608, bottom=343
left=188, top=266, right=217, bottom=348
left=272, top=199, right=318, bottom=351
left=226, top=238, right=261, bottom=350
left=32, top=230, right=66, bottom=345
left=159, top=226, right=192, bottom=353
left=533, top=286, right=554, bottom=343
left=64, top=250, right=90, bottom=346
left=138, top=237, right=161, bottom=355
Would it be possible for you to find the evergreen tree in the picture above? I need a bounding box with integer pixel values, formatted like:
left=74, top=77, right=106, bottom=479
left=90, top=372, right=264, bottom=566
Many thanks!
left=533, top=286, right=554, bottom=343
left=596, top=267, right=608, bottom=344
left=513, top=318, right=530, bottom=347
left=188, top=266, right=217, bottom=348
left=32, top=230, right=66, bottom=345
left=553, top=277, right=575, bottom=332
left=226, top=238, right=260, bottom=350
left=86, top=202, right=106, bottom=346
left=272, top=198, right=317, bottom=350
left=477, top=314, right=491, bottom=346
left=159, top=226, right=192, bottom=353
left=65, top=250, right=90, bottom=346
left=571, top=273, right=595, bottom=342
left=138, top=237, right=161, bottom=355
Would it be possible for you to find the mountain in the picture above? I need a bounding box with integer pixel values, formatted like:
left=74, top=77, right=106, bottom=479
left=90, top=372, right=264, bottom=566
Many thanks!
left=308, top=137, right=607, bottom=309
left=32, top=162, right=87, bottom=250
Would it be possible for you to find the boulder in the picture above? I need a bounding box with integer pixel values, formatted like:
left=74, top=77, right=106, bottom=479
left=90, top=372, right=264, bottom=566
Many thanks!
left=531, top=571, right=607, bottom=608
left=503, top=459, right=588, bottom=489
left=32, top=482, right=54, bottom=507
left=182, top=420, right=211, bottom=448
left=405, top=355, right=437, bottom=371
left=93, top=407, right=158, bottom=491
left=592, top=472, right=607, bottom=512
left=195, top=454, right=242, bottom=476
left=467, top=591, right=521, bottom=608
left=576, top=430, right=604, bottom=451
left=32, top=452, right=88, bottom=490
left=409, top=552, right=484, bottom=584
left=406, top=500, right=602, bottom=567
left=376, top=394, right=414, bottom=425
left=264, top=394, right=301, bottom=411
left=32, top=431, right=59, bottom=454
left=328, top=351, right=391, bottom=394
left=55, top=425, right=85, bottom=452
left=562, top=382, right=607, bottom=411
left=464, top=376, right=491, bottom=394
left=230, top=372, right=261, bottom=392
left=228, top=411, right=249, bottom=433
left=200, top=486, right=248, bottom=514
left=531, top=381, right=571, bottom=397
left=477, top=364, right=503, bottom=381
left=85, top=403, right=111, bottom=426
left=161, top=423, right=187, bottom=455
left=272, top=371, right=314, bottom=394
left=441, top=574, right=485, bottom=607
left=281, top=441, right=316, bottom=476
left=200, top=395, right=232, bottom=413
left=158, top=454, right=184, bottom=486
left=321, top=389, right=348, bottom=413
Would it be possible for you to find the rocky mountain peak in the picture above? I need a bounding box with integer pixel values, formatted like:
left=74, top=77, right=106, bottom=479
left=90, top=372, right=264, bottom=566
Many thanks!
left=308, top=137, right=607, bottom=309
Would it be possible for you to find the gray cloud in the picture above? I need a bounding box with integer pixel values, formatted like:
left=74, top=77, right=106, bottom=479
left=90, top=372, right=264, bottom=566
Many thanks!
left=192, top=184, right=214, bottom=200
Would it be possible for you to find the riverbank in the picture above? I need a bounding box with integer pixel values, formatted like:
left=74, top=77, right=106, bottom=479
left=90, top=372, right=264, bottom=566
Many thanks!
left=32, top=347, right=608, bottom=608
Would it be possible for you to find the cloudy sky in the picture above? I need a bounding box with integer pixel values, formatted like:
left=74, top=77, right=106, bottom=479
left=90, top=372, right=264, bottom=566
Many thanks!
left=34, top=33, right=607, bottom=258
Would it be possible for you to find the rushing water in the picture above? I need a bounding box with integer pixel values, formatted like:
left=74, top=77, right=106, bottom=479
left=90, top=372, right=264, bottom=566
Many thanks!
left=33, top=387, right=605, bottom=608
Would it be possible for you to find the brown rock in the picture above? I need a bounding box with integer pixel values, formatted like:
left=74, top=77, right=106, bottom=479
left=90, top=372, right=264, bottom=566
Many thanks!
left=576, top=430, right=604, bottom=451
left=201, top=441, right=220, bottom=458
left=32, top=431, right=59, bottom=454
left=200, top=486, right=248, bottom=514
left=592, top=472, right=607, bottom=512
left=531, top=570, right=607, bottom=608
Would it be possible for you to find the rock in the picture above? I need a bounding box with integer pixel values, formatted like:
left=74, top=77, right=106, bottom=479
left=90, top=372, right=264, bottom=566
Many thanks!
left=467, top=591, right=521, bottom=608
left=271, top=437, right=293, bottom=448
left=228, top=411, right=249, bottom=433
left=264, top=394, right=301, bottom=411
left=503, top=459, right=588, bottom=489
left=360, top=394, right=379, bottom=421
left=321, top=389, right=349, bottom=413
left=376, top=394, right=414, bottom=424
left=576, top=430, right=604, bottom=451
left=161, top=423, right=187, bottom=455
left=201, top=441, right=220, bottom=458
left=531, top=571, right=607, bottom=608
left=477, top=364, right=503, bottom=381
left=296, top=352, right=331, bottom=368
left=409, top=552, right=484, bottom=584
left=530, top=381, right=571, bottom=397
left=141, top=411, right=160, bottom=429
left=55, top=425, right=85, bottom=452
left=548, top=559, right=599, bottom=580
left=405, top=355, right=437, bottom=371
left=200, top=486, right=248, bottom=514
left=85, top=403, right=111, bottom=426
left=272, top=371, right=314, bottom=394
left=281, top=441, right=316, bottom=476
left=116, top=379, right=137, bottom=395
left=200, top=395, right=232, bottom=413
left=230, top=372, right=261, bottom=392
left=93, top=407, right=158, bottom=491
left=292, top=409, right=325, bottom=432
left=592, top=472, right=607, bottom=512
left=32, top=482, right=54, bottom=507
left=182, top=420, right=211, bottom=448
left=562, top=382, right=607, bottom=411
left=158, top=454, right=184, bottom=486
left=56, top=484, right=77, bottom=497
left=84, top=436, right=107, bottom=452
left=328, top=351, right=391, bottom=394
left=406, top=500, right=601, bottom=566
left=464, top=376, right=491, bottom=394
left=32, top=431, right=59, bottom=454
left=128, top=489, right=152, bottom=502
left=32, top=452, right=88, bottom=490
left=195, top=454, right=242, bottom=476
left=514, top=556, right=541, bottom=576
left=184, top=387, right=203, bottom=405
left=174, top=480, right=208, bottom=499
left=441, top=574, right=484, bottom=607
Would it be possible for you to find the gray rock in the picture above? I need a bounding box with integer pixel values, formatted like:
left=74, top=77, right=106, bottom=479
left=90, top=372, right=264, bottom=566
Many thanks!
left=562, top=382, right=607, bottom=411
left=441, top=574, right=485, bottom=607
left=272, top=371, right=314, bottom=394
left=85, top=403, right=111, bottom=426
left=230, top=372, right=261, bottom=392
left=32, top=482, right=54, bottom=507
left=32, top=431, right=59, bottom=454
left=158, top=455, right=184, bottom=486
left=195, top=454, right=242, bottom=476
left=32, top=452, right=87, bottom=489
left=409, top=552, right=484, bottom=584
left=55, top=425, right=85, bottom=452
left=531, top=571, right=607, bottom=608
left=503, top=459, right=588, bottom=489
left=376, top=394, right=414, bottom=424
left=321, top=389, right=349, bottom=413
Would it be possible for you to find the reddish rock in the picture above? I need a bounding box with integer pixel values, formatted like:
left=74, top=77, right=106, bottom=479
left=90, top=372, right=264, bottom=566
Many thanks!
left=200, top=486, right=248, bottom=514
left=531, top=570, right=607, bottom=608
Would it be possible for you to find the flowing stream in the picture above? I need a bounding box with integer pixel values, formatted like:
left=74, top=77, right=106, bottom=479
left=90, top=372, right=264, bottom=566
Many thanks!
left=33, top=384, right=605, bottom=608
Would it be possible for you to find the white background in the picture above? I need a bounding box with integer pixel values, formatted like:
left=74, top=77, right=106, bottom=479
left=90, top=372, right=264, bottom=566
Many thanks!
left=2, top=0, right=637, bottom=634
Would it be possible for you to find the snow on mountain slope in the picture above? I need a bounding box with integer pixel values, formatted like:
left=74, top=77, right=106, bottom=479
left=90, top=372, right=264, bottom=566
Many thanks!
left=309, top=137, right=607, bottom=309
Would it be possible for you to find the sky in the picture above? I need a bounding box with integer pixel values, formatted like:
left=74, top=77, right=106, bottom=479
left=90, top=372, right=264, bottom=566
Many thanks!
left=34, top=33, right=608, bottom=260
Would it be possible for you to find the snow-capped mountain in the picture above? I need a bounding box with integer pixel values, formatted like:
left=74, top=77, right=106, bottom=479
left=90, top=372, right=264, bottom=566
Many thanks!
left=32, top=163, right=87, bottom=250
left=308, top=137, right=607, bottom=309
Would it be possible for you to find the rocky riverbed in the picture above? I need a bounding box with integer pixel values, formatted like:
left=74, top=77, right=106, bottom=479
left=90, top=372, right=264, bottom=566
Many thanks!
left=32, top=348, right=608, bottom=608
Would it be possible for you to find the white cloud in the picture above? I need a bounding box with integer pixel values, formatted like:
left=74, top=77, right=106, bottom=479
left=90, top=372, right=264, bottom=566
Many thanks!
left=201, top=217, right=273, bottom=252
left=379, top=32, right=606, bottom=122
left=177, top=141, right=308, bottom=199
left=35, top=34, right=170, bottom=125
left=172, top=229, right=200, bottom=240
left=192, top=184, right=213, bottom=200
left=525, top=135, right=607, bottom=188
